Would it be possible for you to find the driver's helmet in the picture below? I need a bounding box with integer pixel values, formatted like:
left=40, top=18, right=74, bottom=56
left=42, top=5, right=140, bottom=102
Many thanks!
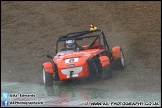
left=66, top=39, right=75, bottom=49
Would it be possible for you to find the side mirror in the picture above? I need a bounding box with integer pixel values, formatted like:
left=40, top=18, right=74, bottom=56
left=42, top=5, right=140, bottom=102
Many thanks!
left=46, top=54, right=53, bottom=59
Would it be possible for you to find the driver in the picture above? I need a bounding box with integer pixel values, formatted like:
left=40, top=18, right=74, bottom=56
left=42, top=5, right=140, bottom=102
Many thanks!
left=62, top=39, right=83, bottom=51
left=66, top=39, right=75, bottom=50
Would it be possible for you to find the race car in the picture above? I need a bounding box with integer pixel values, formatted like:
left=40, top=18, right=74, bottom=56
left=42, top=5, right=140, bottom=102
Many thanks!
left=42, top=28, right=124, bottom=86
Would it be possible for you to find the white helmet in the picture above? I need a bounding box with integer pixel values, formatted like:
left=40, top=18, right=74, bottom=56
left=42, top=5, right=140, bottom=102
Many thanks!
left=66, top=39, right=75, bottom=49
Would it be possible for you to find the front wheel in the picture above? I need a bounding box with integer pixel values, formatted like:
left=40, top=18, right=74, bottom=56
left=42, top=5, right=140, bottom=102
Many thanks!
left=42, top=66, right=53, bottom=86
left=101, top=65, right=112, bottom=79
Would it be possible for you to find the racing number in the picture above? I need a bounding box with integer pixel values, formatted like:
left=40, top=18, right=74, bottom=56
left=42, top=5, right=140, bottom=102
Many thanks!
left=69, top=58, right=74, bottom=62
left=65, top=58, right=79, bottom=63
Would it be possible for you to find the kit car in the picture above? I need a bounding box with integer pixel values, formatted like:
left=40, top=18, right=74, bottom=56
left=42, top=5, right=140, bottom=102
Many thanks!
left=42, top=29, right=124, bottom=86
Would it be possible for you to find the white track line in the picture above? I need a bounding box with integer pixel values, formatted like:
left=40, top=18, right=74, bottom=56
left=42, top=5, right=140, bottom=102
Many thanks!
left=1, top=82, right=18, bottom=86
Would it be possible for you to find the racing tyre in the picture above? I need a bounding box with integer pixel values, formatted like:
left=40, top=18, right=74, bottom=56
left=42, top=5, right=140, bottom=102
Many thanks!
left=87, top=58, right=102, bottom=81
left=116, top=49, right=125, bottom=69
left=101, top=65, right=112, bottom=79
left=42, top=66, right=53, bottom=86
left=53, top=63, right=60, bottom=81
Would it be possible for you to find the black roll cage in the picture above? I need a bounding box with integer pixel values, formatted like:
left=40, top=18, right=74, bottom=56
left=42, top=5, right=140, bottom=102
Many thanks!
left=55, top=29, right=110, bottom=54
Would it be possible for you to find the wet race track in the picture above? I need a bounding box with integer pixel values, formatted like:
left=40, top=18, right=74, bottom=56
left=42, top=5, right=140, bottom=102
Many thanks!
left=1, top=81, right=161, bottom=107
left=1, top=1, right=161, bottom=107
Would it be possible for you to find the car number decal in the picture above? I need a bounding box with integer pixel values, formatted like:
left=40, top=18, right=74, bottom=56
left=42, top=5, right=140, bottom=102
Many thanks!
left=65, top=58, right=79, bottom=63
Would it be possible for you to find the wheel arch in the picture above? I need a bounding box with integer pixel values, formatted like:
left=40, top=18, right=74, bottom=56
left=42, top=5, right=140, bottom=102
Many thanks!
left=111, top=46, right=123, bottom=60
left=43, top=62, right=54, bottom=74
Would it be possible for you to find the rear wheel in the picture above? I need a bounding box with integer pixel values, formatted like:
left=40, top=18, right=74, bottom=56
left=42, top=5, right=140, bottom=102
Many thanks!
left=42, top=66, right=53, bottom=86
left=116, top=49, right=124, bottom=69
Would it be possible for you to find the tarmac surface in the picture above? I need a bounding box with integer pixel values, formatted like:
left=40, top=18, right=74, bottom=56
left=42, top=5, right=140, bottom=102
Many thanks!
left=1, top=1, right=161, bottom=107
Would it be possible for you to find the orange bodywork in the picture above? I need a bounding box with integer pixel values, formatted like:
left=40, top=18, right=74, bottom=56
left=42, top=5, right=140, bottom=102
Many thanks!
left=92, top=41, right=104, bottom=49
left=111, top=46, right=121, bottom=60
left=99, top=56, right=110, bottom=67
left=54, top=49, right=103, bottom=80
left=43, top=62, right=54, bottom=74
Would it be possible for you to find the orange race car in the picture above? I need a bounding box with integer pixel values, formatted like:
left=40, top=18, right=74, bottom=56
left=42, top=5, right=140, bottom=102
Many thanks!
left=42, top=28, right=124, bottom=86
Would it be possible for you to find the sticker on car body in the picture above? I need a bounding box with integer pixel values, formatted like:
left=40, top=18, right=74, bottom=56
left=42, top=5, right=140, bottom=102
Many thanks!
left=65, top=58, right=79, bottom=63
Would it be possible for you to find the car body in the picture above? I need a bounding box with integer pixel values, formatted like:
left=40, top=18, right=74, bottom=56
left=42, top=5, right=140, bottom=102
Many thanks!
left=42, top=29, right=124, bottom=86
